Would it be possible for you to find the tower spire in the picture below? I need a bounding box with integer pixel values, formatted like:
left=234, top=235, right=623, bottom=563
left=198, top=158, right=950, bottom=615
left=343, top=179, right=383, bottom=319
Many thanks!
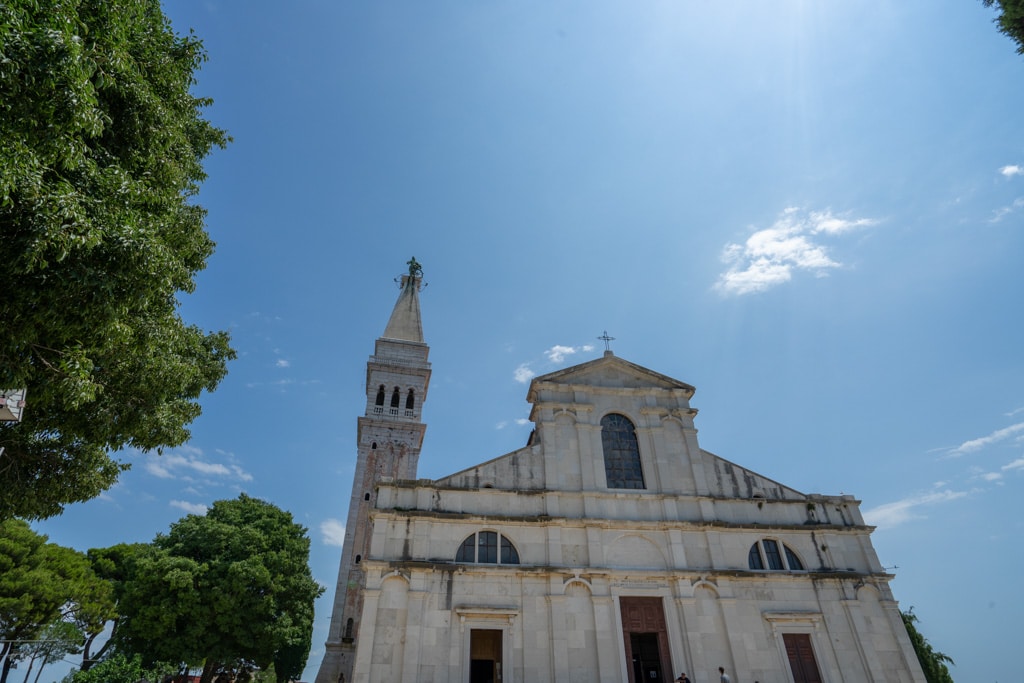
left=382, top=257, right=424, bottom=342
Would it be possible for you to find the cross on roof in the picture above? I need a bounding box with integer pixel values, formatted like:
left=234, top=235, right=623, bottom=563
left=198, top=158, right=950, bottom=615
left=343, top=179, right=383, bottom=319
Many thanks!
left=597, top=330, right=616, bottom=351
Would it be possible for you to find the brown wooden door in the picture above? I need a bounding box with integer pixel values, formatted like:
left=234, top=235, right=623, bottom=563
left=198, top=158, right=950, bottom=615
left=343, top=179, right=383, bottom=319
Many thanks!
left=783, top=633, right=823, bottom=683
left=620, top=597, right=672, bottom=683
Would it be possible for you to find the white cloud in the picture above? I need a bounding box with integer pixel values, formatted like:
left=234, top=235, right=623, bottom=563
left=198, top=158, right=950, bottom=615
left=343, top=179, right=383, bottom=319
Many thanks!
left=320, top=518, right=346, bottom=547
left=495, top=421, right=508, bottom=430
left=947, top=422, right=1024, bottom=457
left=979, top=471, right=1003, bottom=482
left=999, top=165, right=1023, bottom=177
left=715, top=208, right=877, bottom=296
left=142, top=449, right=253, bottom=483
left=515, top=418, right=531, bottom=426
left=863, top=489, right=968, bottom=529
left=545, top=345, right=578, bottom=363
left=276, top=359, right=290, bottom=368
left=513, top=364, right=536, bottom=384
left=990, top=196, right=1024, bottom=223
left=1002, top=457, right=1024, bottom=472
left=170, top=500, right=208, bottom=515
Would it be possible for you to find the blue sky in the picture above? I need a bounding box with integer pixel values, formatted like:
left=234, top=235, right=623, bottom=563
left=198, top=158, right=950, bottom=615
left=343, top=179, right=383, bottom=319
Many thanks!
left=32, top=1, right=1024, bottom=681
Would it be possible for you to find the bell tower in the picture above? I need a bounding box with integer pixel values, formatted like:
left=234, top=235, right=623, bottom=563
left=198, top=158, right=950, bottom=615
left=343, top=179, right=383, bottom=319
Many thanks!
left=316, top=259, right=430, bottom=683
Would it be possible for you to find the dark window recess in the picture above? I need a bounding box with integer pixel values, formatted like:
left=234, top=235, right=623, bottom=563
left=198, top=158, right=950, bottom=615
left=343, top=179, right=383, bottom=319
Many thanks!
left=406, top=389, right=415, bottom=410
left=375, top=385, right=386, bottom=406
left=355, top=554, right=361, bottom=564
left=785, top=545, right=805, bottom=570
left=391, top=388, right=401, bottom=408
left=748, top=544, right=765, bottom=570
left=364, top=492, right=370, bottom=501
left=748, top=540, right=805, bottom=571
left=763, top=539, right=784, bottom=570
left=601, top=413, right=645, bottom=489
left=455, top=531, right=520, bottom=565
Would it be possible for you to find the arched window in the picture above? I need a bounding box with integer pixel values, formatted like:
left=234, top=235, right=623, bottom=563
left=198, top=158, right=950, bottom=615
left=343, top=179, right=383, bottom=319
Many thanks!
left=748, top=540, right=804, bottom=571
left=601, top=413, right=645, bottom=489
left=406, top=388, right=415, bottom=410
left=390, top=387, right=401, bottom=408
left=455, top=531, right=520, bottom=565
left=375, top=385, right=385, bottom=406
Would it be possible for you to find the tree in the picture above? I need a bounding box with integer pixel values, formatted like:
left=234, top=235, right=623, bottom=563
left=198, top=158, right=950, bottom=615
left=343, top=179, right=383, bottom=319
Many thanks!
left=115, top=496, right=323, bottom=683
left=0, top=0, right=234, bottom=521
left=63, top=653, right=174, bottom=683
left=17, top=620, right=83, bottom=683
left=902, top=609, right=955, bottom=683
left=0, top=520, right=112, bottom=683
left=982, top=0, right=1024, bottom=54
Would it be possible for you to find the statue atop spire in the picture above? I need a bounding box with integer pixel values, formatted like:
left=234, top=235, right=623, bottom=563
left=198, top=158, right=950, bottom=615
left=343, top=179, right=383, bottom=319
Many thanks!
left=407, top=256, right=423, bottom=279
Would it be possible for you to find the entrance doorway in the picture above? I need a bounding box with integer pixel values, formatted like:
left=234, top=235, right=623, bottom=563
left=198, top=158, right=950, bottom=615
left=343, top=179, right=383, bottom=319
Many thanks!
left=470, top=629, right=503, bottom=683
left=620, top=597, right=671, bottom=683
left=783, top=633, right=823, bottom=683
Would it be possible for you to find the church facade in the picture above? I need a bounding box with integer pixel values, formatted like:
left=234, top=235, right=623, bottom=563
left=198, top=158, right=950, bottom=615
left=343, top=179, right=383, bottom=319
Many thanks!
left=317, top=267, right=926, bottom=683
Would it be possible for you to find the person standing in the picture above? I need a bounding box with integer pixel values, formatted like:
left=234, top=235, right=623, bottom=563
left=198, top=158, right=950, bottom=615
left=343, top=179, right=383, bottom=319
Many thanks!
left=718, top=666, right=731, bottom=683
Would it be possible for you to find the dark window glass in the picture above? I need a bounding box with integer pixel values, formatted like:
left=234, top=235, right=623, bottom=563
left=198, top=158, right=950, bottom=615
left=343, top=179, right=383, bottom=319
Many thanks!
left=344, top=618, right=353, bottom=639
left=763, top=539, right=783, bottom=570
left=500, top=536, right=520, bottom=564
left=456, top=536, right=476, bottom=562
left=478, top=531, right=498, bottom=563
left=406, top=389, right=415, bottom=410
left=748, top=543, right=765, bottom=570
left=601, top=413, right=645, bottom=489
left=375, top=385, right=386, bottom=406
left=390, top=387, right=401, bottom=408
left=784, top=545, right=804, bottom=570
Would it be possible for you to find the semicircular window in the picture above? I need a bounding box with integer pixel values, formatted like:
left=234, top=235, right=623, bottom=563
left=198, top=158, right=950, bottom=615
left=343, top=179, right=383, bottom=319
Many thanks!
left=455, top=531, right=520, bottom=565
left=748, top=539, right=804, bottom=571
left=601, top=413, right=645, bottom=489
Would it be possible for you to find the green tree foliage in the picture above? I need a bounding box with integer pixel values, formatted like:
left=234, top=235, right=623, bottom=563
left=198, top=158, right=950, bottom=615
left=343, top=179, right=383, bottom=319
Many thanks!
left=63, top=653, right=174, bottom=683
left=983, top=0, right=1024, bottom=54
left=0, top=520, right=113, bottom=683
left=0, top=0, right=234, bottom=520
left=902, top=609, right=955, bottom=683
left=115, top=496, right=323, bottom=683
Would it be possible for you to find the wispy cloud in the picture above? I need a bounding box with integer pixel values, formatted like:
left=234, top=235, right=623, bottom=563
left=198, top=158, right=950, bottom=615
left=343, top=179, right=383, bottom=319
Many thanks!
left=143, top=449, right=253, bottom=483
left=515, top=418, right=530, bottom=426
left=320, top=518, right=346, bottom=547
left=999, top=165, right=1023, bottom=177
left=946, top=422, right=1024, bottom=457
left=863, top=489, right=969, bottom=529
left=170, top=500, right=209, bottom=515
left=990, top=197, right=1024, bottom=223
left=513, top=364, right=536, bottom=384
left=716, top=208, right=878, bottom=296
left=1002, top=457, right=1024, bottom=472
left=275, top=359, right=290, bottom=368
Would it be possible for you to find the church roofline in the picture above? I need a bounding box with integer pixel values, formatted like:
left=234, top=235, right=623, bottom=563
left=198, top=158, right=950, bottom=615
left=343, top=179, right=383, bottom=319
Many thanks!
left=526, top=352, right=695, bottom=402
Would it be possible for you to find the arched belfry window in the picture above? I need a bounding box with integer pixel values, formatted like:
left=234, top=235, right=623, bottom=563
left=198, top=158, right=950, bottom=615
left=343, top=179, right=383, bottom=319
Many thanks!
left=390, top=387, right=401, bottom=408
left=601, top=413, right=645, bottom=489
left=406, top=388, right=415, bottom=410
left=455, top=531, right=520, bottom=564
left=375, top=385, right=385, bottom=406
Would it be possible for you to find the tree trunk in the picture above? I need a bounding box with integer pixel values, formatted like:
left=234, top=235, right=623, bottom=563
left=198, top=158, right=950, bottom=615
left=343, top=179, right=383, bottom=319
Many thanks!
left=199, top=659, right=218, bottom=683
left=1, top=653, right=15, bottom=683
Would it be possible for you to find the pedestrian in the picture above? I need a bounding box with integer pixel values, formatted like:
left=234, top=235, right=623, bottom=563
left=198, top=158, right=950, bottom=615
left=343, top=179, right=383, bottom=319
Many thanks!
left=675, top=673, right=691, bottom=683
left=719, top=666, right=731, bottom=683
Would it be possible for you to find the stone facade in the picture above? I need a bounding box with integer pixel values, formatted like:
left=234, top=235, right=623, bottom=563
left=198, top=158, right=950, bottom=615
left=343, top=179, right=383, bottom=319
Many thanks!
left=317, top=275, right=925, bottom=683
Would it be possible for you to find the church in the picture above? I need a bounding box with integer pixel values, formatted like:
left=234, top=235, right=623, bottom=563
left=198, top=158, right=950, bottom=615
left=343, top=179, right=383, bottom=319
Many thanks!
left=316, top=263, right=926, bottom=683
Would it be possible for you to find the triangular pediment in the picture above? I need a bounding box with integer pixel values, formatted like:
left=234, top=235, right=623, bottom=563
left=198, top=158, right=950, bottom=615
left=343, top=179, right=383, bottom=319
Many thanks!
left=528, top=353, right=694, bottom=396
